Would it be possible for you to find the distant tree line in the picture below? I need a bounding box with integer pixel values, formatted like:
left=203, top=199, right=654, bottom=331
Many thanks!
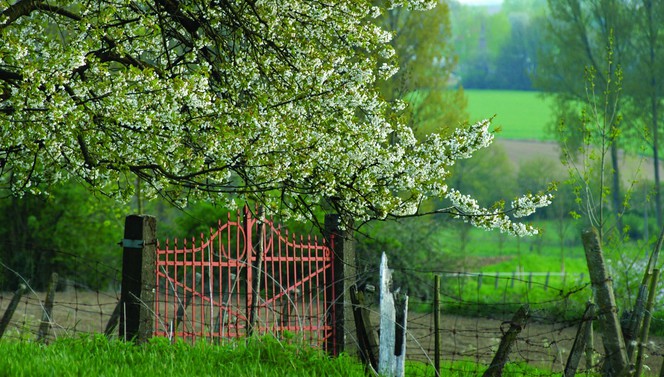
left=450, top=0, right=548, bottom=90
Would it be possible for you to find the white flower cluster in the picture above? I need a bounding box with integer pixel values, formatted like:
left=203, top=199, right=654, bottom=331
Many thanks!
left=0, top=0, right=551, bottom=236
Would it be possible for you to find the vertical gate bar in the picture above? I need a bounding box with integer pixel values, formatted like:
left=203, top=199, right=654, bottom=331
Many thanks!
left=277, top=227, right=283, bottom=333
left=174, top=238, right=180, bottom=340
left=318, top=242, right=324, bottom=343
left=235, top=210, right=242, bottom=338
left=262, top=220, right=269, bottom=334
left=273, top=223, right=278, bottom=333
left=183, top=240, right=188, bottom=340
left=275, top=225, right=280, bottom=333
left=315, top=238, right=322, bottom=343
left=294, top=234, right=304, bottom=331
left=308, top=236, right=314, bottom=343
left=200, top=236, right=206, bottom=338
left=165, top=240, right=171, bottom=336
left=189, top=238, right=195, bottom=339
left=286, top=231, right=291, bottom=332
left=244, top=206, right=253, bottom=336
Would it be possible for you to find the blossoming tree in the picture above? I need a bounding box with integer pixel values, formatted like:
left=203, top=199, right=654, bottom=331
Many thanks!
left=0, top=0, right=551, bottom=235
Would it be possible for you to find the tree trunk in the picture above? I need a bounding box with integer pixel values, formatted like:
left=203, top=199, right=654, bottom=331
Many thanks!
left=610, top=143, right=623, bottom=236
left=582, top=228, right=628, bottom=376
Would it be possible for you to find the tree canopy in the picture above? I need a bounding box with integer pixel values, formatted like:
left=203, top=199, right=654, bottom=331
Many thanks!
left=0, top=0, right=550, bottom=235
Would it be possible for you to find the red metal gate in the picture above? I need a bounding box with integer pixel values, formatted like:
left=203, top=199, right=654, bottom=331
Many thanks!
left=153, top=207, right=335, bottom=351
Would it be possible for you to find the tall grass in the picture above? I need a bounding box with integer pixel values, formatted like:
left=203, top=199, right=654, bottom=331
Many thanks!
left=0, top=335, right=365, bottom=377
left=0, top=335, right=571, bottom=377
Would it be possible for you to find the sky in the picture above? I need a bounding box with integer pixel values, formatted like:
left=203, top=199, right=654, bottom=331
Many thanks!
left=456, top=0, right=503, bottom=5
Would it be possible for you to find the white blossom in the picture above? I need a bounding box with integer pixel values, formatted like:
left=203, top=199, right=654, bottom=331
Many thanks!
left=0, top=0, right=551, bottom=237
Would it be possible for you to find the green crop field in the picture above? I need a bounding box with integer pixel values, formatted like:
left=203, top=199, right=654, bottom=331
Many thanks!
left=465, top=90, right=555, bottom=141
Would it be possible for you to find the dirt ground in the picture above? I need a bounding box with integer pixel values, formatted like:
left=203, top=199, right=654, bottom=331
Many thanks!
left=495, top=139, right=664, bottom=183
left=2, top=289, right=663, bottom=375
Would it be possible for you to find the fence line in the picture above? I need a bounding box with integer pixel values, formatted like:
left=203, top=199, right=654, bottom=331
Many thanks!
left=2, top=258, right=664, bottom=375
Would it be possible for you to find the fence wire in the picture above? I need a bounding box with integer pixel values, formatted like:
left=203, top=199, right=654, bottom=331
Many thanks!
left=2, top=250, right=664, bottom=376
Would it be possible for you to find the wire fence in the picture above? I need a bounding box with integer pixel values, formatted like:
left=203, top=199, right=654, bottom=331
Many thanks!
left=2, top=248, right=664, bottom=376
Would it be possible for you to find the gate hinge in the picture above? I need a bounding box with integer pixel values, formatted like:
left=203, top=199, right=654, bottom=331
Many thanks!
left=120, top=239, right=144, bottom=249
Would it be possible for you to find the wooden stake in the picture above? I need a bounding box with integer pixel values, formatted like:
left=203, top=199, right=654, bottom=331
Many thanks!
left=563, top=301, right=596, bottom=376
left=37, top=272, right=59, bottom=343
left=434, top=275, right=441, bottom=377
left=0, top=284, right=26, bottom=339
left=482, top=304, right=529, bottom=377
left=635, top=269, right=659, bottom=377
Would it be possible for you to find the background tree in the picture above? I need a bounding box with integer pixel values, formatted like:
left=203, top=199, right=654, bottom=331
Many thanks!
left=534, top=0, right=633, bottom=239
left=374, top=0, right=467, bottom=136
left=0, top=182, right=128, bottom=289
left=450, top=0, right=546, bottom=90
left=622, top=0, right=664, bottom=229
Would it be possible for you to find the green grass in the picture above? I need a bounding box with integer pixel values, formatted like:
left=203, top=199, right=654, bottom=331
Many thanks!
left=465, top=90, right=555, bottom=141
left=0, top=335, right=567, bottom=377
left=430, top=220, right=597, bottom=317
left=0, top=335, right=366, bottom=377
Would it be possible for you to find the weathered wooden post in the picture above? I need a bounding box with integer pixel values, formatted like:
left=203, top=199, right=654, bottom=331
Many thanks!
left=350, top=285, right=379, bottom=372
left=482, top=304, right=529, bottom=377
left=0, top=284, right=26, bottom=339
left=119, top=215, right=156, bottom=343
left=581, top=228, right=628, bottom=376
left=434, top=275, right=441, bottom=377
left=37, top=272, right=59, bottom=343
left=324, top=214, right=356, bottom=356
left=635, top=268, right=659, bottom=377
left=563, top=301, right=596, bottom=377
left=378, top=253, right=408, bottom=377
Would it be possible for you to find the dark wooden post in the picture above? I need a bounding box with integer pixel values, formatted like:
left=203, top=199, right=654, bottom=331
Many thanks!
left=350, top=285, right=379, bottom=372
left=37, top=272, right=59, bottom=343
left=564, top=301, right=596, bottom=377
left=324, top=213, right=356, bottom=356
left=482, top=304, right=530, bottom=377
left=119, top=215, right=156, bottom=343
left=0, top=284, right=26, bottom=339
left=581, top=228, right=628, bottom=376
left=635, top=268, right=660, bottom=377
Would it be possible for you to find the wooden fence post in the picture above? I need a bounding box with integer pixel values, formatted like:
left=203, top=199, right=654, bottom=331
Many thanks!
left=119, top=215, right=156, bottom=343
left=581, top=228, right=628, bottom=376
left=324, top=214, right=356, bottom=356
left=37, top=272, right=59, bottom=343
left=434, top=275, right=441, bottom=377
left=563, top=301, right=596, bottom=377
left=0, top=284, right=26, bottom=339
left=635, top=268, right=659, bottom=377
left=482, top=304, right=529, bottom=377
left=378, top=253, right=409, bottom=377
left=350, top=285, right=379, bottom=373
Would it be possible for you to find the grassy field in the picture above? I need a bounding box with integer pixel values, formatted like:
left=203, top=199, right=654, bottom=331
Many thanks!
left=465, top=90, right=555, bottom=140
